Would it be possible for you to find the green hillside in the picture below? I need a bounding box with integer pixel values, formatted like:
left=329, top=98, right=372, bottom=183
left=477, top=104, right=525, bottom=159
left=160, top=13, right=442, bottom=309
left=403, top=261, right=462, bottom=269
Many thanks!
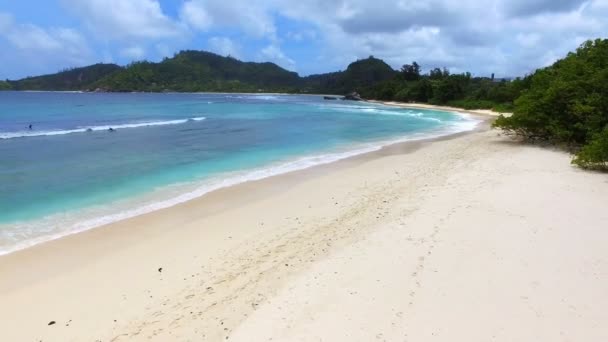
left=92, top=51, right=301, bottom=92
left=4, top=52, right=397, bottom=94
left=9, top=64, right=122, bottom=91
left=303, top=56, right=397, bottom=95
left=0, top=80, right=11, bottom=90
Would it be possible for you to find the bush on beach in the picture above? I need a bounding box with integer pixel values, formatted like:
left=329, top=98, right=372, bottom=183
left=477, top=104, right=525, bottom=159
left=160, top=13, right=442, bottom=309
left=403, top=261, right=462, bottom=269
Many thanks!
left=572, top=128, right=608, bottom=170
left=493, top=39, right=608, bottom=170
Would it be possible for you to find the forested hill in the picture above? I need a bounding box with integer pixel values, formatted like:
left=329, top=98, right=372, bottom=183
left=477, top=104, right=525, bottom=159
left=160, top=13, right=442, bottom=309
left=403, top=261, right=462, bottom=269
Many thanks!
left=1, top=52, right=397, bottom=93
left=301, top=57, right=397, bottom=94
left=91, top=51, right=302, bottom=92
left=8, top=64, right=122, bottom=91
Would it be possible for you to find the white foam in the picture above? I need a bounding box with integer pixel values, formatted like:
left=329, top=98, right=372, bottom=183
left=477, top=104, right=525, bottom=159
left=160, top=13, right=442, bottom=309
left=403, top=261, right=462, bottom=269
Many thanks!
left=0, top=117, right=206, bottom=139
left=225, top=95, right=280, bottom=101
left=0, top=112, right=480, bottom=256
left=320, top=104, right=448, bottom=123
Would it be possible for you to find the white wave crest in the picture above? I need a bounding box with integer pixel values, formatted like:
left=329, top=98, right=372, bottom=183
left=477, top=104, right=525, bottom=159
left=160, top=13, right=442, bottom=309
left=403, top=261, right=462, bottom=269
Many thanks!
left=225, top=95, right=280, bottom=101
left=0, top=117, right=206, bottom=139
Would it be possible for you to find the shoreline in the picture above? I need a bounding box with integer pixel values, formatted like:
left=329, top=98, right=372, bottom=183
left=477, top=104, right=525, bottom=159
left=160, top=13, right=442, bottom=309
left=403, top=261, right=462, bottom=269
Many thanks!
left=0, top=103, right=485, bottom=256
left=1, top=115, right=607, bottom=341
left=368, top=99, right=511, bottom=117
left=0, top=119, right=488, bottom=264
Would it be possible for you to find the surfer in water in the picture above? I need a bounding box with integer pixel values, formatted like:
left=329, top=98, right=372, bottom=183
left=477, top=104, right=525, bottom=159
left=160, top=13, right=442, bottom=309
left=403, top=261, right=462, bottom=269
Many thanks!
left=28, top=124, right=32, bottom=130
left=108, top=127, right=115, bottom=132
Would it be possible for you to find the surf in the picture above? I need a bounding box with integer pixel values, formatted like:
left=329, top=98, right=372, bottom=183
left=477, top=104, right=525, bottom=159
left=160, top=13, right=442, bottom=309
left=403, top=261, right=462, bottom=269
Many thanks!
left=0, top=117, right=206, bottom=139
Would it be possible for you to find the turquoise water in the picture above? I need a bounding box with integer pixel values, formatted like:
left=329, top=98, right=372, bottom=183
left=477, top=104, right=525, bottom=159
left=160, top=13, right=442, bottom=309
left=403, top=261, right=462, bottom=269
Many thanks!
left=0, top=92, right=477, bottom=254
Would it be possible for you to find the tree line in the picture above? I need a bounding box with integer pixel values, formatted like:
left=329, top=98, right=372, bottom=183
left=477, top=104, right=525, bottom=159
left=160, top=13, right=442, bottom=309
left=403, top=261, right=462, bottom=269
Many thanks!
left=493, top=39, right=608, bottom=170
left=361, top=61, right=529, bottom=113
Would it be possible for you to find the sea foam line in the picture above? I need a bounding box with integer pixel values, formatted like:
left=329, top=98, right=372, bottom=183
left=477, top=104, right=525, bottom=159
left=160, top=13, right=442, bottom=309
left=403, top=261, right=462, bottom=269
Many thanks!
left=0, top=117, right=206, bottom=139
left=0, top=113, right=480, bottom=256
left=319, top=104, right=446, bottom=122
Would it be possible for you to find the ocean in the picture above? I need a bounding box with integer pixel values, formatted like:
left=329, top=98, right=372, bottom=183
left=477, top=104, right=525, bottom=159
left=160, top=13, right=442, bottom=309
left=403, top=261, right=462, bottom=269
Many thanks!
left=0, top=91, right=478, bottom=254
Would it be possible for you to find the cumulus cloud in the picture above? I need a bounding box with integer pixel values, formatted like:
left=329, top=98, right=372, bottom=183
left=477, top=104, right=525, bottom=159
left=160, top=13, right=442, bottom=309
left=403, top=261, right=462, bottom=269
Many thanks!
left=180, top=1, right=213, bottom=31
left=207, top=37, right=241, bottom=58
left=337, top=1, right=458, bottom=34
left=3, top=0, right=608, bottom=79
left=180, top=0, right=276, bottom=39
left=62, top=0, right=183, bottom=40
left=0, top=11, right=94, bottom=78
left=275, top=0, right=607, bottom=76
left=120, top=46, right=146, bottom=60
left=0, top=12, right=92, bottom=64
left=259, top=44, right=296, bottom=71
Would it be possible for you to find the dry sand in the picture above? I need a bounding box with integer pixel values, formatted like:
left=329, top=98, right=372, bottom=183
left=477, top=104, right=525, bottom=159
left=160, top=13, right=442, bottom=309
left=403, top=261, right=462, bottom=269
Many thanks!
left=0, top=111, right=607, bottom=341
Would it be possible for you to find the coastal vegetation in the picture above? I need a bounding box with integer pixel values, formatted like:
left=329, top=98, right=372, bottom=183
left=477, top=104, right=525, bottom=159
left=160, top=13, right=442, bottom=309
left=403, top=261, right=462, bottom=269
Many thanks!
left=363, top=63, right=528, bottom=112
left=0, top=80, right=11, bottom=90
left=0, top=51, right=528, bottom=111
left=8, top=64, right=122, bottom=91
left=493, top=39, right=608, bottom=170
left=302, top=56, right=397, bottom=95
left=92, top=51, right=301, bottom=92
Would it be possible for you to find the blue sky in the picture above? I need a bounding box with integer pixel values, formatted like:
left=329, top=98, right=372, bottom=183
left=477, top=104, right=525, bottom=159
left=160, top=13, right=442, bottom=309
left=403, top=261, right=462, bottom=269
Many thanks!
left=0, top=0, right=606, bottom=79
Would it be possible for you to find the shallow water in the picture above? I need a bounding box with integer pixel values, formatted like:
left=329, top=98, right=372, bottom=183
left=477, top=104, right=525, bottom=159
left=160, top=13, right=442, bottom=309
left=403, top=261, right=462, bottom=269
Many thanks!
left=0, top=92, right=478, bottom=254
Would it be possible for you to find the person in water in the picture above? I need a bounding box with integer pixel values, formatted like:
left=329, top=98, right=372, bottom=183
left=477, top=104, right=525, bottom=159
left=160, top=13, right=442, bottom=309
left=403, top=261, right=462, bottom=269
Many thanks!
left=28, top=124, right=32, bottom=130
left=108, top=127, right=115, bottom=132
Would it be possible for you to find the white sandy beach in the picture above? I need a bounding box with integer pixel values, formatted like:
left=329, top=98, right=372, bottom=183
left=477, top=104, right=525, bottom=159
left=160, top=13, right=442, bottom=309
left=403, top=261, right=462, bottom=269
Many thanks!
left=368, top=100, right=509, bottom=117
left=0, top=111, right=607, bottom=341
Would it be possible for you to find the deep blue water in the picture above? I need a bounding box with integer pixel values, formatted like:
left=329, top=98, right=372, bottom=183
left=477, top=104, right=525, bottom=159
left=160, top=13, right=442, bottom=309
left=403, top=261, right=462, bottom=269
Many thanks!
left=0, top=91, right=477, bottom=254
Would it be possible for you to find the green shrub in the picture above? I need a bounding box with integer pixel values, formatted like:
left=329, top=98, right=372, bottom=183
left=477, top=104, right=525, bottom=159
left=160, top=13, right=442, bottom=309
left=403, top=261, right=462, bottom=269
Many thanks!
left=492, top=103, right=515, bottom=113
left=572, top=128, right=608, bottom=170
left=493, top=39, right=608, bottom=170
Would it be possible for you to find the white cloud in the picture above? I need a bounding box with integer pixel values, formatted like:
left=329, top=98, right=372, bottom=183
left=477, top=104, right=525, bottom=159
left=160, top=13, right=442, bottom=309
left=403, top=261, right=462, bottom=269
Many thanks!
left=62, top=0, right=183, bottom=40
left=0, top=12, right=94, bottom=78
left=3, top=0, right=608, bottom=79
left=180, top=0, right=276, bottom=39
left=120, top=46, right=146, bottom=60
left=273, top=0, right=608, bottom=76
left=180, top=1, right=213, bottom=31
left=259, top=44, right=296, bottom=71
left=0, top=16, right=92, bottom=64
left=207, top=37, right=241, bottom=58
left=7, top=24, right=63, bottom=50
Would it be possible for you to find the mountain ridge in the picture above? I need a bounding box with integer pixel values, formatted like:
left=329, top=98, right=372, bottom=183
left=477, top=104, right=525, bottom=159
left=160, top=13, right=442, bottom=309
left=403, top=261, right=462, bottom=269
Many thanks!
left=3, top=51, right=396, bottom=94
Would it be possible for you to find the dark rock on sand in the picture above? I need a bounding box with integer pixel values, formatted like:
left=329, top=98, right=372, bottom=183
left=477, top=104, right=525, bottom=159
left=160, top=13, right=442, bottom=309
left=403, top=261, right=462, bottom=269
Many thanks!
left=342, top=92, right=364, bottom=101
